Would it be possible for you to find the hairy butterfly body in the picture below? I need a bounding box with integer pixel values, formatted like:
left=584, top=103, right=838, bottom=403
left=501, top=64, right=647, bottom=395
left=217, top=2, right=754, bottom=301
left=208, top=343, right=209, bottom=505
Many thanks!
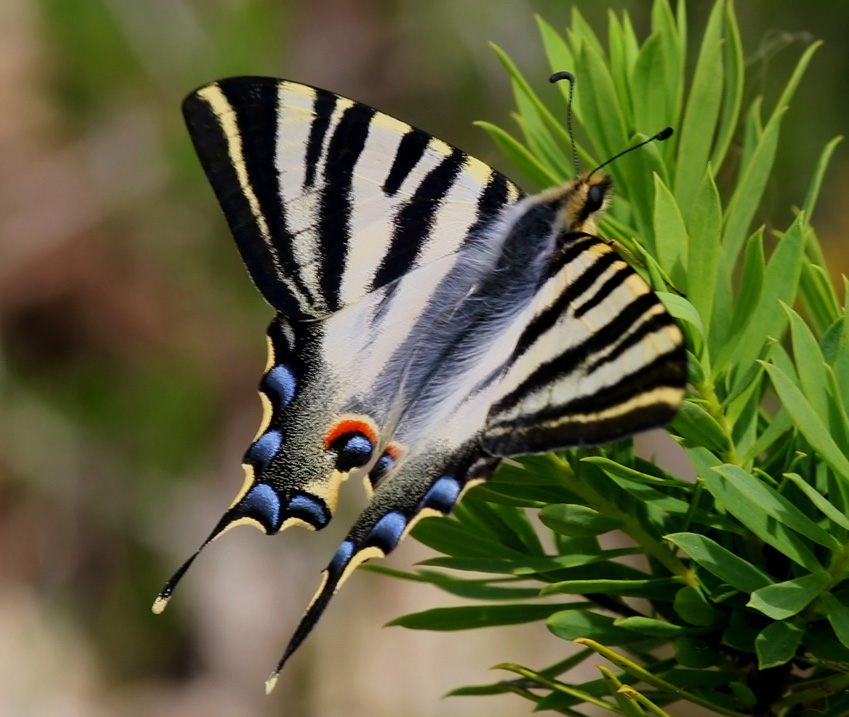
left=154, top=76, right=686, bottom=691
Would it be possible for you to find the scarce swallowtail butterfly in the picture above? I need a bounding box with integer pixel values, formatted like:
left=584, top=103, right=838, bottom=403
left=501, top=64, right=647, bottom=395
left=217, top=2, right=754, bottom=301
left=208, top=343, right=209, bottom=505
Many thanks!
left=153, top=74, right=687, bottom=692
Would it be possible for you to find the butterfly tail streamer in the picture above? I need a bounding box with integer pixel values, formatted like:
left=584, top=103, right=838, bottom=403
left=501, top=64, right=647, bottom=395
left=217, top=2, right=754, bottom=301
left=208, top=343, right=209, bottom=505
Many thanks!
left=152, top=509, right=240, bottom=613
left=153, top=473, right=330, bottom=613
left=265, top=450, right=498, bottom=691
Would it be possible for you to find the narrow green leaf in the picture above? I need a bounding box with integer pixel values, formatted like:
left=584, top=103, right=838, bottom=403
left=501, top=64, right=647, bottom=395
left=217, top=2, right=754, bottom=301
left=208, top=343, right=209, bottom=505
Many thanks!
left=603, top=471, right=736, bottom=532
left=768, top=41, right=822, bottom=127
left=763, top=362, right=849, bottom=485
left=712, top=463, right=841, bottom=552
left=607, top=12, right=634, bottom=126
left=650, top=0, right=684, bottom=125
left=821, top=593, right=849, bottom=649
left=712, top=227, right=764, bottom=365
left=674, top=585, right=724, bottom=626
left=721, top=108, right=786, bottom=272
left=536, top=15, right=578, bottom=116
left=710, top=0, right=744, bottom=170
left=748, top=571, right=831, bottom=619
left=620, top=11, right=640, bottom=81
left=579, top=41, right=628, bottom=162
left=512, top=86, right=571, bottom=180
left=474, top=121, right=557, bottom=189
left=800, top=262, right=841, bottom=337
left=388, top=602, right=582, bottom=630
left=656, top=292, right=703, bottom=339
left=652, top=175, right=688, bottom=289
left=669, top=400, right=730, bottom=454
left=420, top=549, right=640, bottom=575
left=548, top=609, right=643, bottom=645
left=539, top=504, right=624, bottom=537
left=787, top=304, right=831, bottom=418
left=802, top=136, right=844, bottom=225
left=489, top=43, right=573, bottom=152
left=577, top=638, right=751, bottom=716
left=784, top=473, right=849, bottom=531
left=600, top=666, right=647, bottom=717
left=674, top=0, right=723, bottom=211
left=825, top=365, right=849, bottom=454
left=755, top=620, right=805, bottom=668
left=726, top=216, right=806, bottom=381
left=666, top=532, right=773, bottom=593
left=568, top=6, right=606, bottom=62
left=445, top=683, right=515, bottom=698
left=740, top=408, right=792, bottom=463
left=455, top=499, right=545, bottom=556
left=411, top=516, right=527, bottom=559
left=362, top=565, right=543, bottom=601
left=614, top=616, right=691, bottom=638
left=582, top=456, right=687, bottom=488
left=685, top=167, right=721, bottom=331
left=542, top=577, right=681, bottom=599
left=631, top=33, right=670, bottom=139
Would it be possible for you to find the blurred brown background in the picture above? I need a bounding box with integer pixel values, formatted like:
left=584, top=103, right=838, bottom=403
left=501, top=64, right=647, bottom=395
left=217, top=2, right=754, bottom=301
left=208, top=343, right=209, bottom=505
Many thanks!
left=0, top=1, right=846, bottom=716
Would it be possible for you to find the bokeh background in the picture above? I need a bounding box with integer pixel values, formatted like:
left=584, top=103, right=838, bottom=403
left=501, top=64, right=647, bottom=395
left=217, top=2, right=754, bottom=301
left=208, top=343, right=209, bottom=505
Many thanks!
left=1, top=1, right=847, bottom=716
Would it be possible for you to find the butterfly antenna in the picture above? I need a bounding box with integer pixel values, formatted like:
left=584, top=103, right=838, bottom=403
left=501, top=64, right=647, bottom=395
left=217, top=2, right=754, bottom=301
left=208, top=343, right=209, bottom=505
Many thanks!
left=587, top=127, right=674, bottom=181
left=549, top=71, right=580, bottom=173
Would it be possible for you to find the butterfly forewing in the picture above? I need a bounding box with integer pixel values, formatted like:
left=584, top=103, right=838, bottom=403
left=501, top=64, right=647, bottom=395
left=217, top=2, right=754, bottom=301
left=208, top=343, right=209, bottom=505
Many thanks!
left=182, top=77, right=522, bottom=319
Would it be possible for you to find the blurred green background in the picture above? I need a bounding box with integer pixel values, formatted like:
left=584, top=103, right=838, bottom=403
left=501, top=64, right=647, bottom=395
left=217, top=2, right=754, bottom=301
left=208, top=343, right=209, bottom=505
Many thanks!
left=0, top=1, right=846, bottom=715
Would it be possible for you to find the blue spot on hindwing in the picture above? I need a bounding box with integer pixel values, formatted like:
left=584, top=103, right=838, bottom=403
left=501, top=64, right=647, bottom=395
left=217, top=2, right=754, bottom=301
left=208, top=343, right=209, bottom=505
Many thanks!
left=287, top=494, right=329, bottom=528
left=420, top=476, right=461, bottom=513
left=331, top=432, right=374, bottom=471
left=248, top=429, right=282, bottom=468
left=369, top=452, right=395, bottom=485
left=263, top=364, right=297, bottom=407
left=241, top=483, right=280, bottom=530
left=367, top=511, right=408, bottom=551
left=329, top=540, right=354, bottom=576
left=342, top=434, right=372, bottom=459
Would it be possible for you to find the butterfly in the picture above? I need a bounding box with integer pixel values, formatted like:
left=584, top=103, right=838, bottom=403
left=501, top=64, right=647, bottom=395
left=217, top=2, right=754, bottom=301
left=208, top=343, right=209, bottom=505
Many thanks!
left=153, top=75, right=687, bottom=693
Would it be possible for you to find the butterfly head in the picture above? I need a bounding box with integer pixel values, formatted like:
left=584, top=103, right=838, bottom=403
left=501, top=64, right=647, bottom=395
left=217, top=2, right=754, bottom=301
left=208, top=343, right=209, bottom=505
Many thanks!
left=558, top=172, right=614, bottom=236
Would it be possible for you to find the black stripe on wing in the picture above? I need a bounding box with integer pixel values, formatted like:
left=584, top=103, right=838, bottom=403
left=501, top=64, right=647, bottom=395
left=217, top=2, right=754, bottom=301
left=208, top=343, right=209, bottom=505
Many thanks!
left=382, top=127, right=430, bottom=196
left=371, top=147, right=466, bottom=291
left=304, top=91, right=336, bottom=190
left=485, top=345, right=686, bottom=454
left=319, top=102, right=376, bottom=310
left=184, top=79, right=316, bottom=317
left=497, top=293, right=664, bottom=416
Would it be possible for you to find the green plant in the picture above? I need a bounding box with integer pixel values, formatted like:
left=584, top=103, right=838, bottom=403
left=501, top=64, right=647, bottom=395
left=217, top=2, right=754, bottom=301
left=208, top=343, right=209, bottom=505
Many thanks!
left=366, top=1, right=849, bottom=714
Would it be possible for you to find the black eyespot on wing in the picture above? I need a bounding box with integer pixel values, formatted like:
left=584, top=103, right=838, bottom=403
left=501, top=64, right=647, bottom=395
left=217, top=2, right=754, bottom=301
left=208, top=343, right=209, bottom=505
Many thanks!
left=328, top=432, right=374, bottom=472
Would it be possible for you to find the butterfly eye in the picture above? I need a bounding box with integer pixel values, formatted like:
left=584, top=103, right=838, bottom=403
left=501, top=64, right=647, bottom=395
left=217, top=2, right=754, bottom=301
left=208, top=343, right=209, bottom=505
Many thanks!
left=324, top=418, right=378, bottom=472
left=586, top=184, right=605, bottom=214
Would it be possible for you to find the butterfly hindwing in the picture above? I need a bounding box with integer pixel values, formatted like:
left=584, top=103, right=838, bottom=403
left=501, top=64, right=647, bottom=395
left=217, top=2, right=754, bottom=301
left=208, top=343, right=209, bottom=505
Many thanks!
left=482, top=232, right=687, bottom=455
left=183, top=77, right=523, bottom=319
